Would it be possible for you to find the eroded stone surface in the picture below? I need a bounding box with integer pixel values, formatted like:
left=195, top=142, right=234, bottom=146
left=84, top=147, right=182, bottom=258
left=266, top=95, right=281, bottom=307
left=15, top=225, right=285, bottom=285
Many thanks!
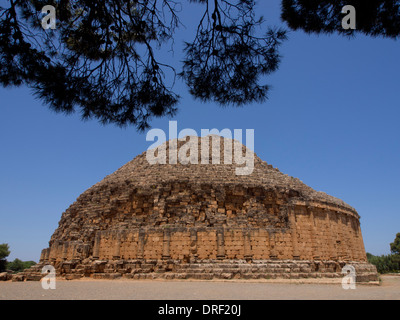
left=22, top=136, right=377, bottom=282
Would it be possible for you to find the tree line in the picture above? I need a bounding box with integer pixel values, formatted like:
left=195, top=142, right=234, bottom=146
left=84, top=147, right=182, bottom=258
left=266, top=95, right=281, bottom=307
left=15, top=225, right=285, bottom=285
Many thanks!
left=367, top=233, right=400, bottom=274
left=0, top=244, right=36, bottom=273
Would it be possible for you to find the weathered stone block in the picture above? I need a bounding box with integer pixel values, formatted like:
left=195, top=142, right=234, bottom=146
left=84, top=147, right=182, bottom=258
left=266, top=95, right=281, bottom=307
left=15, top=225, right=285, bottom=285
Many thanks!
left=33, top=136, right=377, bottom=283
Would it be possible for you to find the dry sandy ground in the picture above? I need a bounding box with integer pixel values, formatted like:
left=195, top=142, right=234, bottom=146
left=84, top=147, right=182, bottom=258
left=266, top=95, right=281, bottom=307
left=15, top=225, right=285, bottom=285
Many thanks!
left=0, top=275, right=399, bottom=300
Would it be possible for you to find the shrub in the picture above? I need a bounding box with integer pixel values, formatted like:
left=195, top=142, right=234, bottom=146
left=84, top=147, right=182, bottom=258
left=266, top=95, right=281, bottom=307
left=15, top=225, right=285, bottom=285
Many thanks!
left=367, top=253, right=400, bottom=274
left=7, top=259, right=36, bottom=273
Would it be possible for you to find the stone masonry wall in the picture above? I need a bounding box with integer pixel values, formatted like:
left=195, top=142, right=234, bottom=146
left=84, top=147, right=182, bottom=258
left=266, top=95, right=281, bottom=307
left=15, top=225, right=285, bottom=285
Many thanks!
left=26, top=136, right=376, bottom=282
left=40, top=199, right=367, bottom=265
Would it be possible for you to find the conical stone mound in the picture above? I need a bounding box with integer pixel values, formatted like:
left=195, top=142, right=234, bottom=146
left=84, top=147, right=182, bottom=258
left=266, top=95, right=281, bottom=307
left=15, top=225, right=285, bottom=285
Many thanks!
left=26, top=135, right=377, bottom=282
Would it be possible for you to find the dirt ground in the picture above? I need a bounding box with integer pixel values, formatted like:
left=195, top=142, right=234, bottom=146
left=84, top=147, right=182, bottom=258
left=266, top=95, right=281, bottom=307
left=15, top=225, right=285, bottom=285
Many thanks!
left=0, top=275, right=399, bottom=300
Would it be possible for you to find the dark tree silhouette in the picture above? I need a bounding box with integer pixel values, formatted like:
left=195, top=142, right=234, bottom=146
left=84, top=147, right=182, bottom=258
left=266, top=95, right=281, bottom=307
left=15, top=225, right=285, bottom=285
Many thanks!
left=0, top=0, right=286, bottom=130
left=0, top=243, right=10, bottom=272
left=181, top=0, right=286, bottom=105
left=391, top=233, right=400, bottom=255
left=281, top=0, right=400, bottom=39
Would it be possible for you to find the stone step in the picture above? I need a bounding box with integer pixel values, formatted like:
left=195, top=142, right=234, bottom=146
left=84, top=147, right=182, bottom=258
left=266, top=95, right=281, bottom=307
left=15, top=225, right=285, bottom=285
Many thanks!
left=15, top=260, right=378, bottom=283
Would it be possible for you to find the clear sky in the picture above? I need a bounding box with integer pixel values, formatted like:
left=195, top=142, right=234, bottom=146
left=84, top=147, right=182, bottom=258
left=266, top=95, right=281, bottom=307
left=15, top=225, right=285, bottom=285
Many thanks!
left=0, top=1, right=399, bottom=262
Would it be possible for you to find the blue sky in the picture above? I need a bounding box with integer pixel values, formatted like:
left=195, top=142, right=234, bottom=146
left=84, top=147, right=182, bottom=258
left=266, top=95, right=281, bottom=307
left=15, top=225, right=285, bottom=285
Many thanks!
left=0, top=2, right=399, bottom=261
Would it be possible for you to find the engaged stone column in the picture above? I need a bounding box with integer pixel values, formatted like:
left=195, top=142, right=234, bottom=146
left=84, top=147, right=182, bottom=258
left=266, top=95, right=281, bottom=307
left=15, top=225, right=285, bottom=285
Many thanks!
left=62, top=242, right=69, bottom=260
left=289, top=206, right=300, bottom=260
left=113, top=231, right=121, bottom=260
left=92, top=233, right=101, bottom=259
left=356, top=221, right=367, bottom=261
left=137, top=230, right=145, bottom=259
left=308, top=209, right=320, bottom=260
left=39, top=249, right=47, bottom=263
left=162, top=230, right=171, bottom=259
left=190, top=229, right=198, bottom=259
left=44, top=248, right=51, bottom=262
left=49, top=242, right=58, bottom=263
left=268, top=232, right=277, bottom=260
left=327, top=211, right=338, bottom=261
left=243, top=230, right=253, bottom=261
left=343, top=215, right=352, bottom=261
left=71, top=242, right=78, bottom=261
left=54, top=240, right=63, bottom=261
left=216, top=229, right=225, bottom=260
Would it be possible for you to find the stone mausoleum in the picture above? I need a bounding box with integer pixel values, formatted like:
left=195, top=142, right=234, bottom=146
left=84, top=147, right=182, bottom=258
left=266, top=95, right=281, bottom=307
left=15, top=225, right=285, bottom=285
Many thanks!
left=24, top=135, right=377, bottom=282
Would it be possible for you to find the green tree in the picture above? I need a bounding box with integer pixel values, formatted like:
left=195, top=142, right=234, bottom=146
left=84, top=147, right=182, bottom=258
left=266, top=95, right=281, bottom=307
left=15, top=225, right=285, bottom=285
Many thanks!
left=367, top=233, right=400, bottom=274
left=390, top=233, right=400, bottom=255
left=0, top=243, right=10, bottom=272
left=368, top=253, right=400, bottom=274
left=7, top=258, right=36, bottom=273
left=7, top=258, right=24, bottom=272
left=0, top=0, right=286, bottom=130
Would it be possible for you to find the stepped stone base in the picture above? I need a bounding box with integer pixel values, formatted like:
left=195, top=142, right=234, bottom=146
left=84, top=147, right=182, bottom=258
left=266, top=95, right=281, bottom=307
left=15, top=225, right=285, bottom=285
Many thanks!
left=20, top=259, right=378, bottom=284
